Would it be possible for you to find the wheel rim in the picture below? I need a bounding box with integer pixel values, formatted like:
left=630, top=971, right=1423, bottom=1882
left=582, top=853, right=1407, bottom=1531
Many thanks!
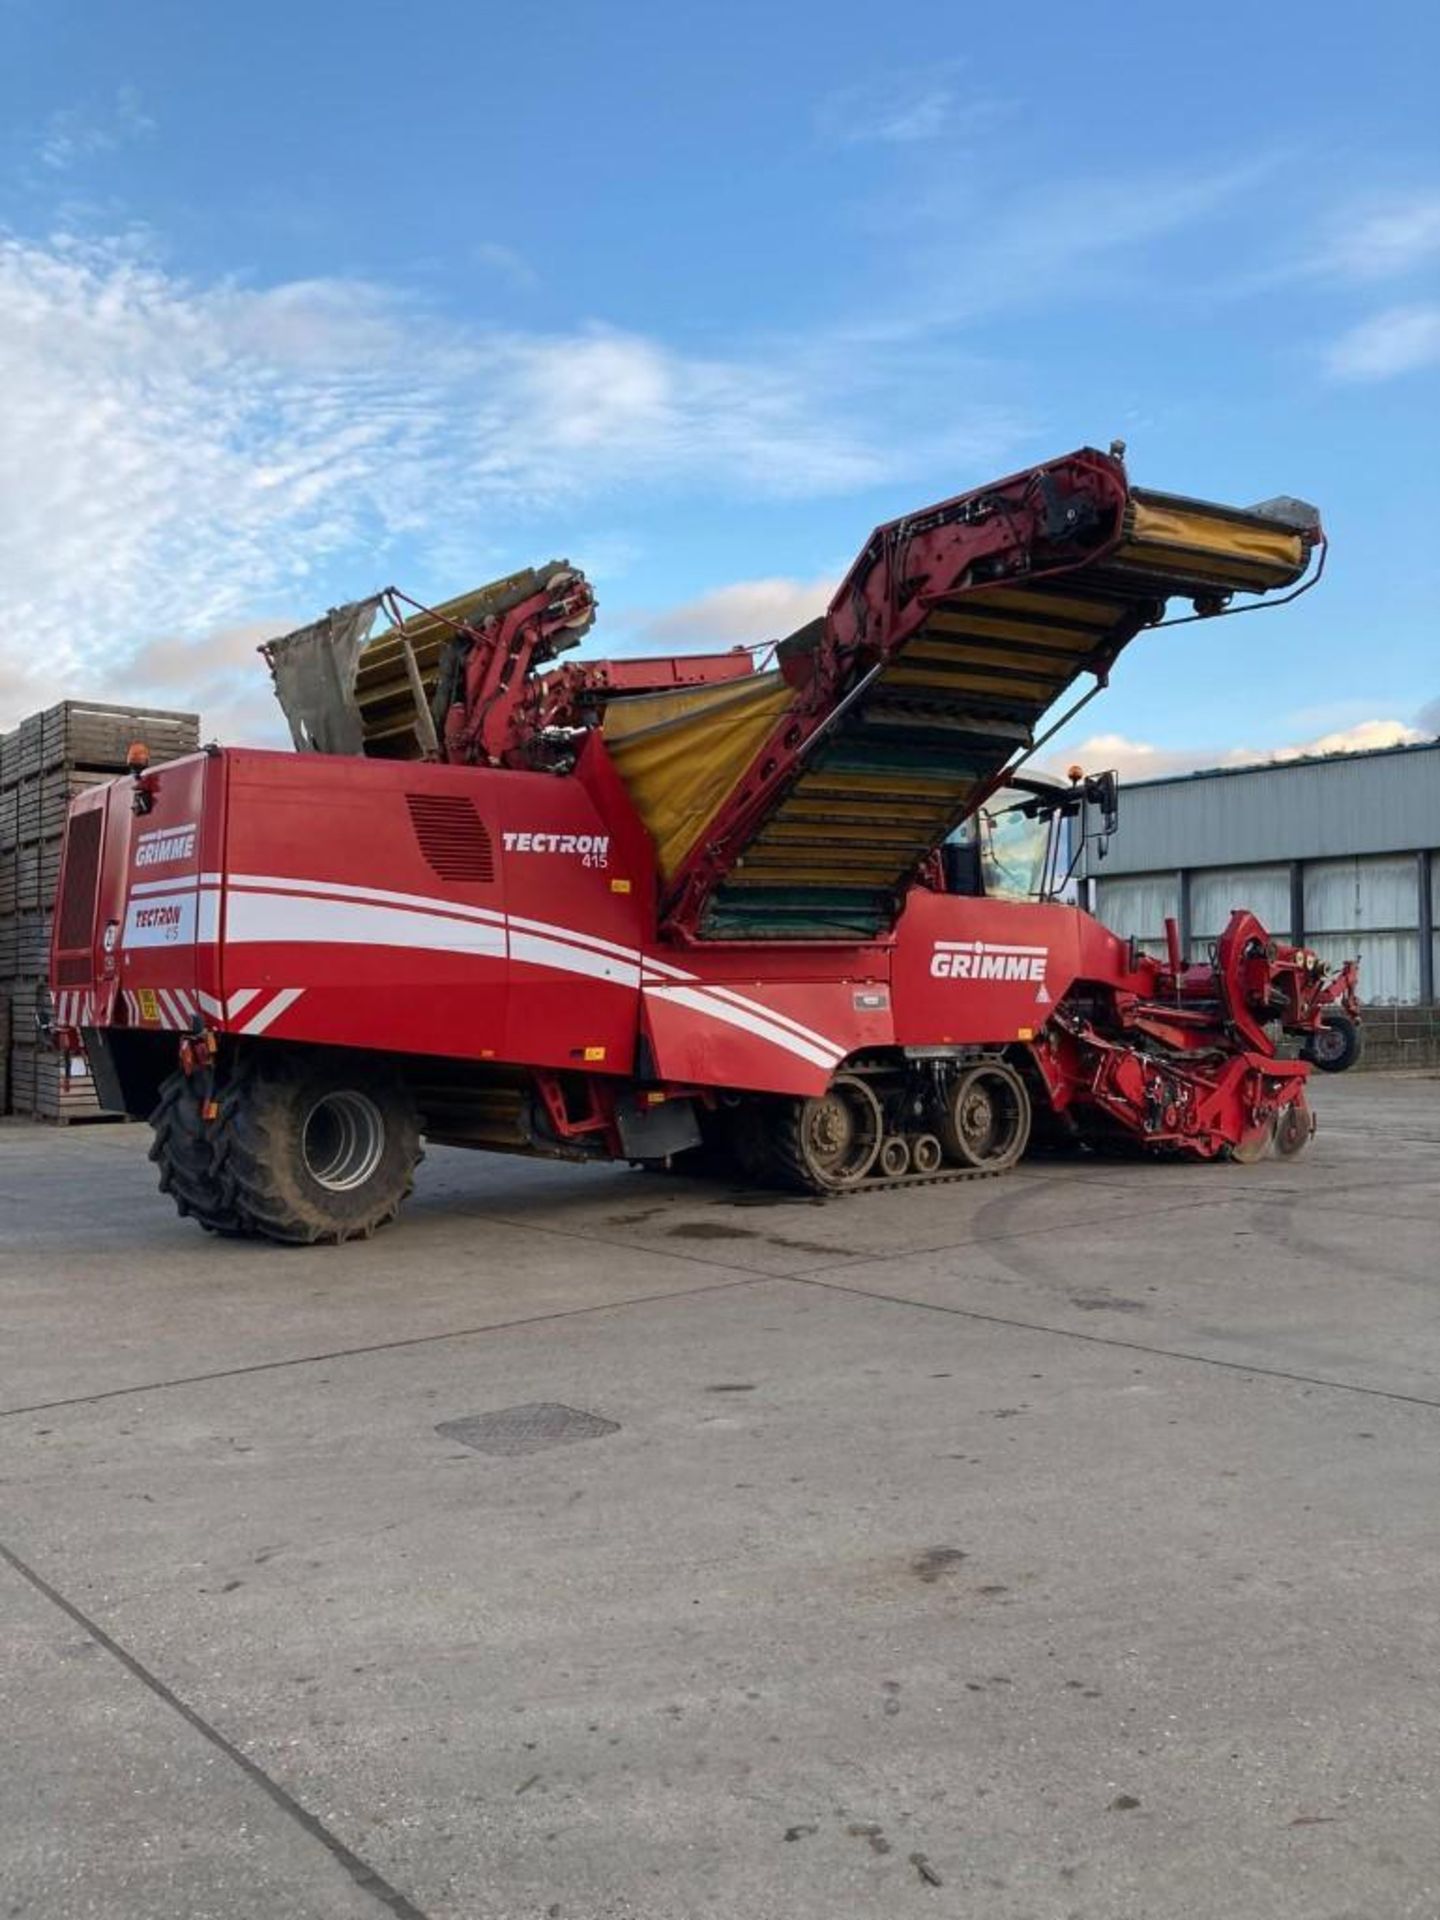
left=797, top=1074, right=882, bottom=1188
left=946, top=1064, right=1029, bottom=1170
left=1312, top=1022, right=1347, bottom=1063
left=303, top=1090, right=387, bottom=1193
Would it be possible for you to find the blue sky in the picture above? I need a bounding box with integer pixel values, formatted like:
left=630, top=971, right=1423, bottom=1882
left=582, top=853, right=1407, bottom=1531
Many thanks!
left=1, top=0, right=1436, bottom=772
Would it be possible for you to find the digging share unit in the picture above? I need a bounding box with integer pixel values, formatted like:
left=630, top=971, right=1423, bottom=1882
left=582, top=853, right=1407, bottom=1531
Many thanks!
left=47, top=447, right=1359, bottom=1242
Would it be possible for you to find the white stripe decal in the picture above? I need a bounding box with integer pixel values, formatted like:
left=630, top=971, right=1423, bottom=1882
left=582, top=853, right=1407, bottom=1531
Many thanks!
left=645, top=984, right=842, bottom=1071
left=508, top=930, right=642, bottom=988
left=507, top=911, right=660, bottom=970
left=226, top=891, right=507, bottom=958
left=697, top=984, right=847, bottom=1055
left=229, top=874, right=670, bottom=973
left=196, top=990, right=224, bottom=1019
left=227, top=873, right=506, bottom=928
left=165, top=876, right=848, bottom=1067
left=240, top=988, right=303, bottom=1037
left=933, top=940, right=1048, bottom=955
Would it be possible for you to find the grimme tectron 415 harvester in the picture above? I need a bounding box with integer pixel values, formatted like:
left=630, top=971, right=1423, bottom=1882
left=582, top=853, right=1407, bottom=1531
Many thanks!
left=49, top=447, right=1356, bottom=1242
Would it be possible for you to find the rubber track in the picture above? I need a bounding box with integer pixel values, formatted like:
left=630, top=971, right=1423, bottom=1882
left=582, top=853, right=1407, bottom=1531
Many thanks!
left=810, top=1160, right=1015, bottom=1198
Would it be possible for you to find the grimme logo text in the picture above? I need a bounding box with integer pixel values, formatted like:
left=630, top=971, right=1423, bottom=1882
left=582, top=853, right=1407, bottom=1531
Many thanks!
left=134, top=823, right=197, bottom=868
left=930, top=940, right=1048, bottom=983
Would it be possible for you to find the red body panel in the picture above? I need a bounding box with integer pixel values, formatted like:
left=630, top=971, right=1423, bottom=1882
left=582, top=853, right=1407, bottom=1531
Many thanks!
left=59, top=745, right=1175, bottom=1102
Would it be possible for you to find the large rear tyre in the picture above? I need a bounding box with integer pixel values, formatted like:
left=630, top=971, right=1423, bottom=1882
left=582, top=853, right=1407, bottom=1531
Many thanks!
left=938, top=1062, right=1031, bottom=1172
left=1301, top=1010, right=1361, bottom=1074
left=769, top=1072, right=883, bottom=1193
left=149, top=1069, right=250, bottom=1236
left=216, top=1051, right=421, bottom=1245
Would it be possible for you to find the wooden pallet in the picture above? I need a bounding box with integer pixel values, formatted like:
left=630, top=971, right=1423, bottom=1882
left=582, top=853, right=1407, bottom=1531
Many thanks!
left=0, top=911, right=50, bottom=981
left=2, top=838, right=63, bottom=914
left=6, top=1042, right=111, bottom=1122
left=1, top=702, right=199, bottom=785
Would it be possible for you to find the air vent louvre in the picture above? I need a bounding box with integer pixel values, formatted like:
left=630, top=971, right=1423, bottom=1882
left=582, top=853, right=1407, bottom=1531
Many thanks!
left=405, top=794, right=496, bottom=883
left=57, top=808, right=103, bottom=955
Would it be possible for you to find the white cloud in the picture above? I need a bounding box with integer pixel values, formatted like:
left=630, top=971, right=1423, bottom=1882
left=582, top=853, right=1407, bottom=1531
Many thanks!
left=0, top=618, right=293, bottom=743
left=1326, top=304, right=1440, bottom=380
left=634, top=576, right=836, bottom=650
left=814, top=68, right=1004, bottom=149
left=1321, top=193, right=1440, bottom=280
left=37, top=86, right=154, bottom=171
left=849, top=158, right=1279, bottom=338
left=1050, top=718, right=1428, bottom=784
left=0, top=228, right=1027, bottom=714
left=472, top=242, right=539, bottom=291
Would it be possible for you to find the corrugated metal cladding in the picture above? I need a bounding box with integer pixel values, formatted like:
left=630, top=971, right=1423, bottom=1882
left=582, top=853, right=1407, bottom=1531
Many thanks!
left=1086, top=742, right=1439, bottom=1005
left=1083, top=742, right=1440, bottom=872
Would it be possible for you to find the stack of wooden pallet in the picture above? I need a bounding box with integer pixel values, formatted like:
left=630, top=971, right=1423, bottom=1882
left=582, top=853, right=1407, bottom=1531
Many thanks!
left=0, top=701, right=199, bottom=1121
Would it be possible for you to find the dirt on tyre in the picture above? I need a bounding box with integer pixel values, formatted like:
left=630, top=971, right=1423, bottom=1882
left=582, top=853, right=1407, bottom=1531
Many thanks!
left=217, top=1050, right=421, bottom=1245
left=768, top=1072, right=883, bottom=1192
left=938, top=1061, right=1031, bottom=1172
left=149, top=1069, right=250, bottom=1236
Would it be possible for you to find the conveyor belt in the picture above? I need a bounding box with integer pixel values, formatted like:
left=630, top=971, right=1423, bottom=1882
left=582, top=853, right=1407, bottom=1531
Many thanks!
left=353, top=566, right=581, bottom=757
left=687, top=479, right=1317, bottom=938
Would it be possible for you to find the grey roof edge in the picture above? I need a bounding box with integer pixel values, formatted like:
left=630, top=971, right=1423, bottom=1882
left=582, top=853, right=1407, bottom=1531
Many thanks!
left=1113, top=736, right=1440, bottom=793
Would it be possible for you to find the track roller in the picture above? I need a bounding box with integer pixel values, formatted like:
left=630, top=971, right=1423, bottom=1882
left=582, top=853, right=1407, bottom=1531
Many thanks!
left=878, top=1136, right=912, bottom=1177
left=911, top=1133, right=944, bottom=1175
left=938, top=1061, right=1031, bottom=1172
left=769, top=1072, right=883, bottom=1192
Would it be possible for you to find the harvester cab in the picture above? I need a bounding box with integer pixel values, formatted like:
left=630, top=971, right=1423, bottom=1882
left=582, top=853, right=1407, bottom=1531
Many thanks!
left=940, top=767, right=1119, bottom=906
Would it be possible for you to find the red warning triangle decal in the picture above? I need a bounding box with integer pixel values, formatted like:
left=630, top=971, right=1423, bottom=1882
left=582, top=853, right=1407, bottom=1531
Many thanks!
left=1036, top=982, right=1051, bottom=1003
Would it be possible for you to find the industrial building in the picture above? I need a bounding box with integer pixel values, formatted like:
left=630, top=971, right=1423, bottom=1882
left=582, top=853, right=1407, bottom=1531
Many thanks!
left=1085, top=739, right=1440, bottom=1063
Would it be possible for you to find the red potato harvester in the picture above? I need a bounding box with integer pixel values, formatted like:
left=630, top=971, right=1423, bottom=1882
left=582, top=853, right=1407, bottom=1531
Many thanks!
left=47, top=445, right=1357, bottom=1243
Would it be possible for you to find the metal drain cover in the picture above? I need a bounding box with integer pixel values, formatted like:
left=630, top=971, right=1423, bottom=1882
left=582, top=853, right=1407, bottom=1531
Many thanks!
left=436, top=1403, right=620, bottom=1457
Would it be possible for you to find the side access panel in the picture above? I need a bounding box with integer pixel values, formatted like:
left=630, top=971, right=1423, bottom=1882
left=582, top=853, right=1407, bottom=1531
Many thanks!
left=218, top=751, right=511, bottom=1060
left=639, top=946, right=896, bottom=1097
left=493, top=772, right=648, bottom=1076
left=890, top=889, right=1133, bottom=1046
left=59, top=753, right=223, bottom=1038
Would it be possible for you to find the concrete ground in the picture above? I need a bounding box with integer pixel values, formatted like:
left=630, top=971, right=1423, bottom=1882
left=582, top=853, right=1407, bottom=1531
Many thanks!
left=2, top=1072, right=1438, bottom=1920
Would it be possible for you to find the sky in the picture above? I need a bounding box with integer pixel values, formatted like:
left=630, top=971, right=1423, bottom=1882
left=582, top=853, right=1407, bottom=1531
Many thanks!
left=1, top=0, right=1437, bottom=776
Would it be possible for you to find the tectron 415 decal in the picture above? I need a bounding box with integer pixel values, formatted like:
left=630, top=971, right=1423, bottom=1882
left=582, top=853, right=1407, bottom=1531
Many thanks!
left=502, top=831, right=609, bottom=867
